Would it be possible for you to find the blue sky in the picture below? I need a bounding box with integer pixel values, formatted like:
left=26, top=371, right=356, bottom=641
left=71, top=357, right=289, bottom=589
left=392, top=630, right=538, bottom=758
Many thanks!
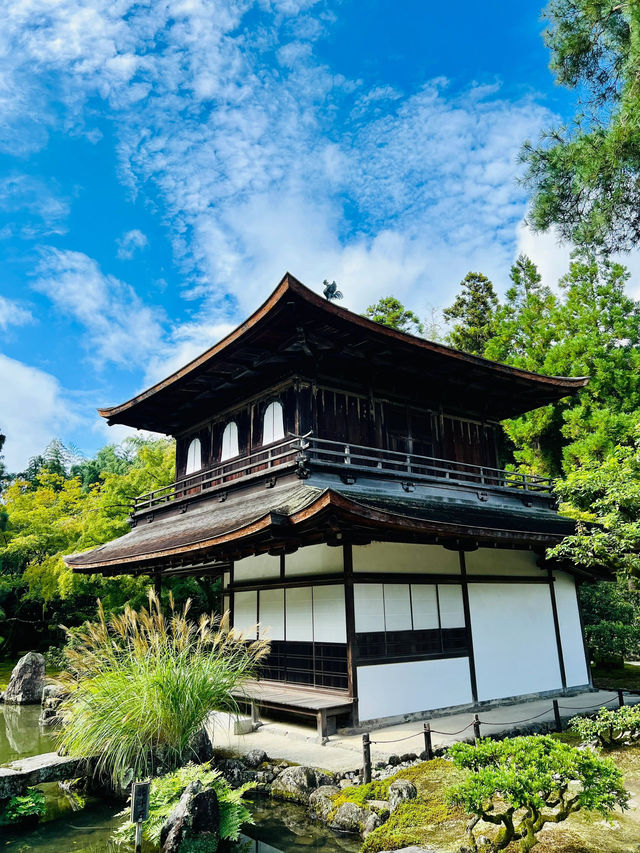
left=0, top=0, right=621, bottom=470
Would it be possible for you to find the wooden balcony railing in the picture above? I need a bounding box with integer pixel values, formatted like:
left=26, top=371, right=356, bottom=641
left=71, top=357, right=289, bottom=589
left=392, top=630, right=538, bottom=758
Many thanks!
left=131, top=433, right=553, bottom=514
left=303, top=436, right=553, bottom=494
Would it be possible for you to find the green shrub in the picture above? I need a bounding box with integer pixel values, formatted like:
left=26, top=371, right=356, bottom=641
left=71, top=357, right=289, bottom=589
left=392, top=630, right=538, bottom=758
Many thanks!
left=112, top=763, right=255, bottom=847
left=57, top=592, right=269, bottom=784
left=0, top=788, right=46, bottom=825
left=569, top=704, right=640, bottom=748
left=447, top=735, right=629, bottom=853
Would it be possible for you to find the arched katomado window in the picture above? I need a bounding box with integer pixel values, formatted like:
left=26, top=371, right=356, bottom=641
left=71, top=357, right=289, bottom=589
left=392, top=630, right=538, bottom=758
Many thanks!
left=263, top=401, right=285, bottom=445
left=221, top=421, right=239, bottom=461
left=185, top=437, right=202, bottom=475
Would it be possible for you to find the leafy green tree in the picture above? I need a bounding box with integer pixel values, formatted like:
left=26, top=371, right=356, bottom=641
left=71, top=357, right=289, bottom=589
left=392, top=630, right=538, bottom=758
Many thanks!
left=363, top=296, right=424, bottom=334
left=0, top=428, right=6, bottom=489
left=443, top=272, right=498, bottom=356
left=522, top=1, right=640, bottom=251
left=448, top=735, right=629, bottom=852
left=491, top=252, right=640, bottom=476
left=0, top=437, right=206, bottom=655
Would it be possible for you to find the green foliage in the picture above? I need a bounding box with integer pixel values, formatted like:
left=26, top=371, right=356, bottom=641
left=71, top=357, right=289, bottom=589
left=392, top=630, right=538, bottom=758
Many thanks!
left=548, top=433, right=640, bottom=583
left=447, top=735, right=629, bottom=852
left=57, top=592, right=269, bottom=784
left=570, top=704, right=640, bottom=748
left=577, top=578, right=640, bottom=665
left=443, top=272, right=498, bottom=356
left=0, top=436, right=191, bottom=655
left=363, top=296, right=424, bottom=334
left=0, top=788, right=46, bottom=825
left=112, top=762, right=255, bottom=846
left=522, top=1, right=640, bottom=252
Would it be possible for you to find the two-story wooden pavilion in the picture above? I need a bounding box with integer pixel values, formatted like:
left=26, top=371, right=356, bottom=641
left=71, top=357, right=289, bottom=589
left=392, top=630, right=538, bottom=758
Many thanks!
left=65, top=273, right=597, bottom=737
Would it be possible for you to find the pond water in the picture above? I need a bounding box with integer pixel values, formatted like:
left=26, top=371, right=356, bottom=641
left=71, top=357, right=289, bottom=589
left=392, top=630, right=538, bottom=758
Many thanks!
left=0, top=703, right=361, bottom=853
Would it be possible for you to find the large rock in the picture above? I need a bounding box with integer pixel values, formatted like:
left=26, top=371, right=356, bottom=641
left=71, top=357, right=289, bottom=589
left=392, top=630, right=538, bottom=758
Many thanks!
left=271, top=766, right=335, bottom=804
left=38, top=684, right=66, bottom=727
left=388, top=779, right=417, bottom=812
left=160, top=779, right=220, bottom=853
left=243, top=748, right=268, bottom=768
left=329, top=801, right=382, bottom=836
left=308, top=784, right=341, bottom=821
left=4, top=653, right=46, bottom=705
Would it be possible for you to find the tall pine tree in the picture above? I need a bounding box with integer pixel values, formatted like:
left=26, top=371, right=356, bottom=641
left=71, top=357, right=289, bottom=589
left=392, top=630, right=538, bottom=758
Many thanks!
left=443, top=272, right=498, bottom=356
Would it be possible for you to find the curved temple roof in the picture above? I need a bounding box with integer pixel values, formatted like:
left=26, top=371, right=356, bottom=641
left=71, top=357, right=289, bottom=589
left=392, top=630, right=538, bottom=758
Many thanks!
left=99, top=273, right=588, bottom=432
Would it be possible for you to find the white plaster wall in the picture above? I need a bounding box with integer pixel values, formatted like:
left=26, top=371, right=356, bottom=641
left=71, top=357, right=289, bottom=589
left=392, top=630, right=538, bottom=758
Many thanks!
left=554, top=572, right=589, bottom=686
left=357, top=657, right=473, bottom=720
left=468, top=583, right=562, bottom=701
left=465, top=548, right=542, bottom=577
left=312, top=585, right=346, bottom=643
left=259, top=588, right=285, bottom=641
left=285, top=586, right=313, bottom=641
left=233, top=590, right=257, bottom=639
left=234, top=552, right=281, bottom=583
left=285, top=543, right=344, bottom=576
left=353, top=542, right=461, bottom=574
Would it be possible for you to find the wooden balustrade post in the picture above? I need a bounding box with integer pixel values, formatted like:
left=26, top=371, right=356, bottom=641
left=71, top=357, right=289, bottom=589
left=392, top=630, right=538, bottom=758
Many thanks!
left=618, top=689, right=625, bottom=707
left=362, top=733, right=372, bottom=784
left=473, top=714, right=481, bottom=743
left=423, top=723, right=433, bottom=760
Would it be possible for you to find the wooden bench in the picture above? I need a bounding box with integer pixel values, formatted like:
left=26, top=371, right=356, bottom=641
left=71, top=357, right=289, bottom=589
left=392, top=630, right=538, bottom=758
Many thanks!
left=233, top=680, right=354, bottom=740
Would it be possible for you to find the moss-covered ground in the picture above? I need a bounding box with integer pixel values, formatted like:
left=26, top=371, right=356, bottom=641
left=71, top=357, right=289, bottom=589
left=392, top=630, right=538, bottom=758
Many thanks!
left=333, top=746, right=640, bottom=853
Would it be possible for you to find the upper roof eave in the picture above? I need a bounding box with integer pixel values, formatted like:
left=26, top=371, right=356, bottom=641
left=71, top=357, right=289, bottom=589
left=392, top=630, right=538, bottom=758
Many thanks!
left=97, top=272, right=589, bottom=423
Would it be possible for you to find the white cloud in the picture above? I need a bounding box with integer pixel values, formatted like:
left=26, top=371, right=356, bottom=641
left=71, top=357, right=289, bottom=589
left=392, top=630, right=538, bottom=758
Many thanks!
left=116, top=228, right=148, bottom=259
left=516, top=219, right=640, bottom=297
left=0, top=354, right=81, bottom=471
left=32, top=247, right=165, bottom=369
left=1, top=1, right=587, bottom=370
left=0, top=295, right=33, bottom=331
left=0, top=174, right=70, bottom=237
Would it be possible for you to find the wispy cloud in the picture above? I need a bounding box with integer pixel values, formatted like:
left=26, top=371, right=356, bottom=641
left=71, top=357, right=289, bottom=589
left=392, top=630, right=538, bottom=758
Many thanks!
left=0, top=174, right=70, bottom=238
left=0, top=354, right=81, bottom=471
left=116, top=228, right=148, bottom=260
left=0, top=295, right=34, bottom=331
left=32, top=247, right=165, bottom=369
left=2, top=2, right=560, bottom=322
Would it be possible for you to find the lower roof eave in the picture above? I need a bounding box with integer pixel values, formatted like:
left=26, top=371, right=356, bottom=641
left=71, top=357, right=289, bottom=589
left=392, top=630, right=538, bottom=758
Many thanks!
left=65, top=488, right=582, bottom=578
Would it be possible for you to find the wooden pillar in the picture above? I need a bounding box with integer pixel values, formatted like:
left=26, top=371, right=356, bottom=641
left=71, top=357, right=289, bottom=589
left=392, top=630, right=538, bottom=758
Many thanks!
left=547, top=567, right=567, bottom=690
left=459, top=552, right=478, bottom=703
left=154, top=574, right=162, bottom=597
left=343, top=542, right=359, bottom=727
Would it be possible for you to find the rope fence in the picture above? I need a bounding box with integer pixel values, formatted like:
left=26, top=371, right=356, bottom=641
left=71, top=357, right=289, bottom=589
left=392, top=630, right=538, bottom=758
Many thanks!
left=360, top=688, right=637, bottom=783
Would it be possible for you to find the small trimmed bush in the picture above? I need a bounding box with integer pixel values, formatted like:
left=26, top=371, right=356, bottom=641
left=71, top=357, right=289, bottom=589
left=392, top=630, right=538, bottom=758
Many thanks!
left=569, top=704, right=640, bottom=747
left=447, top=735, right=629, bottom=852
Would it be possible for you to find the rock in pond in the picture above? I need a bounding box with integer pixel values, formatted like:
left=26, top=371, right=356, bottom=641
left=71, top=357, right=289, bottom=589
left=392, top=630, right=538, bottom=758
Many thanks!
left=270, top=766, right=334, bottom=804
left=38, top=683, right=67, bottom=726
left=4, top=652, right=46, bottom=705
left=329, top=801, right=382, bottom=837
left=244, top=748, right=268, bottom=768
left=160, top=779, right=220, bottom=853
left=388, top=779, right=417, bottom=812
left=308, top=784, right=341, bottom=821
